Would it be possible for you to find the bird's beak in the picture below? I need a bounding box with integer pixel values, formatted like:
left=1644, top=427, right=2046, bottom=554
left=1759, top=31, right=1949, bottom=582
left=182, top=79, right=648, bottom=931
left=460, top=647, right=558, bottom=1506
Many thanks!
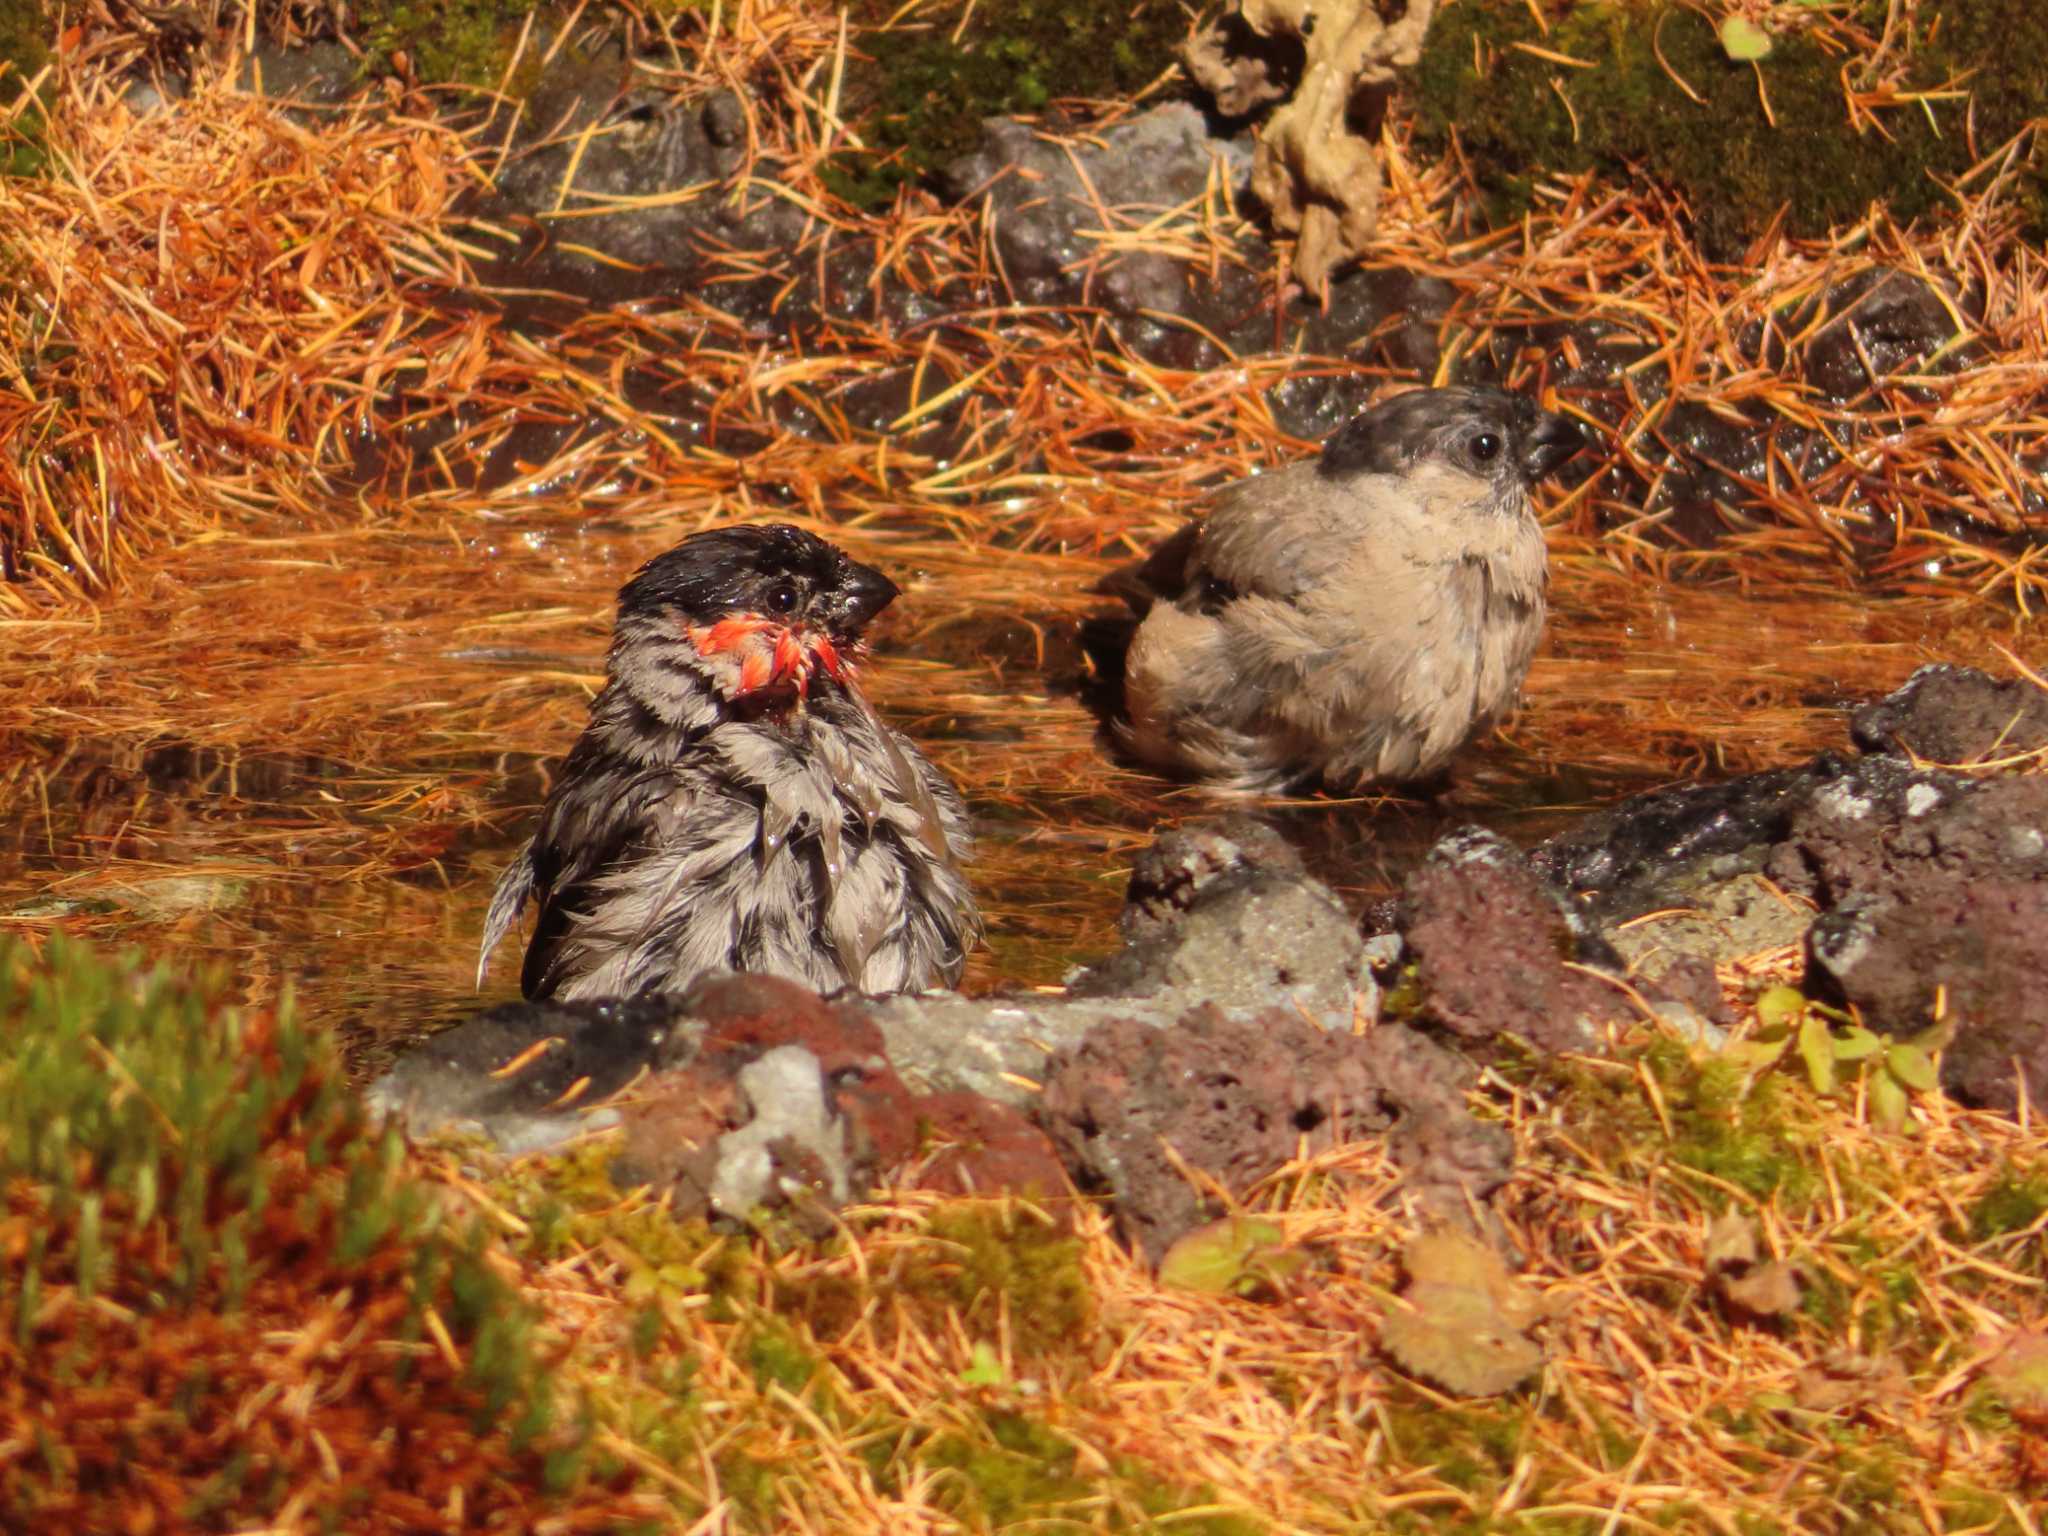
left=820, top=560, right=901, bottom=640
left=1521, top=411, right=1585, bottom=482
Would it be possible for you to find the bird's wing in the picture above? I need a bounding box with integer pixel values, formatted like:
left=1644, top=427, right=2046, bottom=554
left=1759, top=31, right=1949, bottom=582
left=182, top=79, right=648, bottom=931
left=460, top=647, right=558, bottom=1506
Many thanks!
left=1186, top=464, right=1353, bottom=610
left=518, top=752, right=688, bottom=999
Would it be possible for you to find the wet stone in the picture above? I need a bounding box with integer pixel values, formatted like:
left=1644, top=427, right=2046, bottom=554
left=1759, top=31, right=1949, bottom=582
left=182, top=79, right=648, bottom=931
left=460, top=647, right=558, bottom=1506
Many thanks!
left=1850, top=663, right=2048, bottom=765
left=1796, top=268, right=1979, bottom=401
left=1769, top=770, right=2048, bottom=1114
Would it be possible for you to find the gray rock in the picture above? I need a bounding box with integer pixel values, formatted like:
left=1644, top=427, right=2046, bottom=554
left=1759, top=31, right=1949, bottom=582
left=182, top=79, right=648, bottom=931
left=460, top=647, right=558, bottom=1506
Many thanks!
left=1601, top=871, right=1813, bottom=983
left=707, top=1045, right=851, bottom=1216
left=942, top=104, right=1252, bottom=306
left=872, top=818, right=1368, bottom=1103
left=236, top=44, right=362, bottom=108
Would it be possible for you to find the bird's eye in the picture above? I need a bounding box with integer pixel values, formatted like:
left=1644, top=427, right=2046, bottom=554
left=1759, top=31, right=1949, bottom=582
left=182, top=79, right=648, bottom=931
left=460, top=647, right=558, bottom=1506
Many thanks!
left=765, top=583, right=799, bottom=615
left=1470, top=432, right=1502, bottom=462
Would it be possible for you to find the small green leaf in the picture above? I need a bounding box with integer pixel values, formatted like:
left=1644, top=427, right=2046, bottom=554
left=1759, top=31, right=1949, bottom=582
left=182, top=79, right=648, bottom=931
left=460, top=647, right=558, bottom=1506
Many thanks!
left=1719, top=15, right=1773, bottom=61
left=1159, top=1216, right=1302, bottom=1296
left=1886, top=1042, right=1939, bottom=1093
left=1755, top=985, right=1805, bottom=1030
left=1797, top=1013, right=1837, bottom=1095
left=960, top=1341, right=1006, bottom=1387
left=1831, top=1026, right=1883, bottom=1062
left=1726, top=1036, right=1791, bottom=1073
left=1868, top=1068, right=1910, bottom=1129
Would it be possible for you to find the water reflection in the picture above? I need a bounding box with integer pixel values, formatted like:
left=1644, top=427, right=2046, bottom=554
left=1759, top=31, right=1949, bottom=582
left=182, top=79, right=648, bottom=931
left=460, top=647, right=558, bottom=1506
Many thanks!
left=0, top=520, right=2031, bottom=1063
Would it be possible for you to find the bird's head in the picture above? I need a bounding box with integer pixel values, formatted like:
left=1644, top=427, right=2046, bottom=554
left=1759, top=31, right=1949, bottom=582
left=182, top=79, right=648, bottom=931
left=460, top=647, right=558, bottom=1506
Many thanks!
left=615, top=524, right=900, bottom=705
left=1316, top=386, right=1584, bottom=515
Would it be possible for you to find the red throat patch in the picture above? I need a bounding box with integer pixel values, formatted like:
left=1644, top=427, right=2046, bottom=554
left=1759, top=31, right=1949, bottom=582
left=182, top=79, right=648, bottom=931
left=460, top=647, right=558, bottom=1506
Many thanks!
left=686, top=614, right=854, bottom=700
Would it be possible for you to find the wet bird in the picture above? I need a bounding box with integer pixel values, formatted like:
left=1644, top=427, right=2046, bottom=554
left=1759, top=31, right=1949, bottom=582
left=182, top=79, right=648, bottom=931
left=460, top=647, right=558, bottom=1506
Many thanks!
left=479, top=524, right=981, bottom=1000
left=1116, top=386, right=1584, bottom=794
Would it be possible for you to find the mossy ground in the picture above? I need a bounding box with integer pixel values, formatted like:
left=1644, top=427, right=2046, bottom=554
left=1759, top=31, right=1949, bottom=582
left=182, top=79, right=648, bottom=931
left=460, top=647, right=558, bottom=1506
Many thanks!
left=1414, top=0, right=2048, bottom=250
left=0, top=0, right=48, bottom=173
left=0, top=937, right=647, bottom=1531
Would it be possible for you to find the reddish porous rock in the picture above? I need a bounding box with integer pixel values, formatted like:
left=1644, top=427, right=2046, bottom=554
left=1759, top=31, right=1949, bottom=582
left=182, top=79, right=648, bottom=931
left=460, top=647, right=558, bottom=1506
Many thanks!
left=900, top=1090, right=1071, bottom=1200
left=1851, top=664, right=2048, bottom=765
left=1036, top=1003, right=1510, bottom=1263
left=613, top=974, right=1066, bottom=1212
left=1770, top=770, right=2048, bottom=1114
left=1399, top=829, right=1627, bottom=1055
left=375, top=971, right=1069, bottom=1219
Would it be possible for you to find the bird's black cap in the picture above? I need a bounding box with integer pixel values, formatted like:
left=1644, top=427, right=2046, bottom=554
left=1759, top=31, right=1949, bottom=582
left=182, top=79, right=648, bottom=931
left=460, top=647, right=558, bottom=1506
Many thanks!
left=1318, top=386, right=1584, bottom=487
left=620, top=523, right=900, bottom=641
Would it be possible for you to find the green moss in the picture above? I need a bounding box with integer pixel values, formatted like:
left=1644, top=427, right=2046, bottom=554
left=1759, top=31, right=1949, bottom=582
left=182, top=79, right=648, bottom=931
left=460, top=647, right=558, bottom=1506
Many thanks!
left=1969, top=1165, right=2048, bottom=1244
left=1413, top=0, right=2048, bottom=249
left=772, top=1200, right=1093, bottom=1362
left=1650, top=1044, right=1819, bottom=1207
left=743, top=1319, right=822, bottom=1393
left=0, top=937, right=594, bottom=1523
left=1377, top=1400, right=1525, bottom=1496
left=908, top=1203, right=1093, bottom=1354
left=919, top=1410, right=1263, bottom=1533
left=351, top=0, right=540, bottom=90
left=0, top=0, right=46, bottom=175
left=821, top=0, right=1187, bottom=208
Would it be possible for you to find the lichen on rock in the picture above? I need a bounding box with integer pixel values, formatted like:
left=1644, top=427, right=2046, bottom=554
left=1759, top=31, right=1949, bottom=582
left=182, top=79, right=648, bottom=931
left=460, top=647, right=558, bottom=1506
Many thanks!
left=1182, top=0, right=1437, bottom=295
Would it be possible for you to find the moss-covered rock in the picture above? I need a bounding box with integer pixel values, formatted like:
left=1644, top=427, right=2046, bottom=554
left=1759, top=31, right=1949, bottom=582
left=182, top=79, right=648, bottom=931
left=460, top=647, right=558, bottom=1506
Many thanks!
left=1413, top=0, right=2048, bottom=249
left=823, top=0, right=1188, bottom=208
left=351, top=0, right=540, bottom=90
left=0, top=0, right=49, bottom=175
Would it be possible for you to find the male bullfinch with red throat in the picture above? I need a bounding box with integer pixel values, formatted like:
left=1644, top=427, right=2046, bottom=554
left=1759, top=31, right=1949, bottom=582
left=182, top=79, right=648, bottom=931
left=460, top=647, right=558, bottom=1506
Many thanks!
left=479, top=524, right=980, bottom=1000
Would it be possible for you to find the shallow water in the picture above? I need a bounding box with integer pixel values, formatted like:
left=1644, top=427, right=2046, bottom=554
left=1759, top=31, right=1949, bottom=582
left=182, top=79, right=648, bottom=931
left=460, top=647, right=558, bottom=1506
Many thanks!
left=0, top=511, right=2032, bottom=1073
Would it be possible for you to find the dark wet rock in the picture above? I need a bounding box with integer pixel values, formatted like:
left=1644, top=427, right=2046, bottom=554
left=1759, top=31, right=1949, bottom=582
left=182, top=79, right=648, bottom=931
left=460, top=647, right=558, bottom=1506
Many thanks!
left=1037, top=1004, right=1510, bottom=1263
left=1768, top=771, right=2048, bottom=1114
left=942, top=105, right=1253, bottom=305
left=367, top=991, right=703, bottom=1156
left=465, top=37, right=793, bottom=297
left=1797, top=268, right=1980, bottom=401
left=236, top=43, right=361, bottom=106
left=1851, top=663, right=2048, bottom=765
left=939, top=104, right=1452, bottom=414
left=1530, top=756, right=1852, bottom=929
left=1399, top=829, right=1626, bottom=1055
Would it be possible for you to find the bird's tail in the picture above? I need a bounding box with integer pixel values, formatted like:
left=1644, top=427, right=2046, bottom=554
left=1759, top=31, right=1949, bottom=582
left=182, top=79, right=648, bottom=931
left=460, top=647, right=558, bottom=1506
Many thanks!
left=476, top=845, right=535, bottom=987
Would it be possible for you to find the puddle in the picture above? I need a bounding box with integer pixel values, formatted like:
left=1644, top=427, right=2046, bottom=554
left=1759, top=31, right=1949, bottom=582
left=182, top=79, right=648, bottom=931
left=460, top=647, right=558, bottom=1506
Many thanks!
left=1, top=508, right=2032, bottom=1069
